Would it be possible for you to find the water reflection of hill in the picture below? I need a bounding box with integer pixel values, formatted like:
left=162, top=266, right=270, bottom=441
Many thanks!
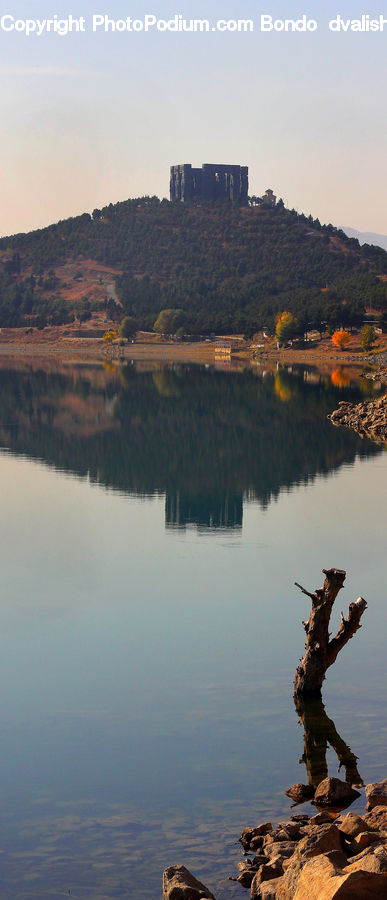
left=0, top=364, right=381, bottom=530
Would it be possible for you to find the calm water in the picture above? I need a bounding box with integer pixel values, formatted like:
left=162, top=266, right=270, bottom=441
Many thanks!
left=0, top=360, right=386, bottom=899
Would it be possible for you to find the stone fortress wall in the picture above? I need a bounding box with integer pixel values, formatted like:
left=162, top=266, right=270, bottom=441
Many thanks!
left=170, top=163, right=248, bottom=204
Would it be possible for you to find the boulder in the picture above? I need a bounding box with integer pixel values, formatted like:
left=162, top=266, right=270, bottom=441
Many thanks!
left=264, top=829, right=296, bottom=846
left=309, top=812, right=334, bottom=826
left=364, top=805, right=387, bottom=831
left=349, top=831, right=380, bottom=853
left=250, top=860, right=283, bottom=898
left=250, top=835, right=265, bottom=852
left=240, top=824, right=272, bottom=850
left=344, top=842, right=387, bottom=875
left=338, top=812, right=369, bottom=839
left=276, top=825, right=344, bottom=899
left=285, top=783, right=315, bottom=803
left=314, top=777, right=360, bottom=808
left=257, top=877, right=283, bottom=899
left=295, top=823, right=344, bottom=859
left=253, top=854, right=270, bottom=866
left=162, top=865, right=215, bottom=899
left=275, top=822, right=303, bottom=840
left=236, top=863, right=256, bottom=888
left=365, top=779, right=387, bottom=809
left=264, top=841, right=298, bottom=861
left=293, top=854, right=387, bottom=899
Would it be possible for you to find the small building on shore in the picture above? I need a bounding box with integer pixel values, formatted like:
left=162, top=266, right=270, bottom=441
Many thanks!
left=214, top=340, right=232, bottom=360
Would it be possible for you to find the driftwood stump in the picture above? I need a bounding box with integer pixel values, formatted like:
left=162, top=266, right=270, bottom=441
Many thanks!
left=294, top=568, right=367, bottom=696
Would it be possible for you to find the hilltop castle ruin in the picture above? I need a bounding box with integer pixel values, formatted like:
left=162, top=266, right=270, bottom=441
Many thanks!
left=170, top=163, right=248, bottom=204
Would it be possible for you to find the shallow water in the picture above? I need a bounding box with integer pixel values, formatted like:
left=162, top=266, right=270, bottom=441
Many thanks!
left=0, top=361, right=385, bottom=898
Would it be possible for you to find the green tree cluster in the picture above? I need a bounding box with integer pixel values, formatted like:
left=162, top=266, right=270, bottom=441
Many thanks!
left=119, top=315, right=138, bottom=341
left=360, top=325, right=375, bottom=351
left=153, top=309, right=185, bottom=336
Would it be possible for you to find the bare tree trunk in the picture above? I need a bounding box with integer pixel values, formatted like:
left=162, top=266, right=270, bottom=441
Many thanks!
left=293, top=568, right=367, bottom=696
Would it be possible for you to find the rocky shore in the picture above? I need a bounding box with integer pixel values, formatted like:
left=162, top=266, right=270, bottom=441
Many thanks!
left=163, top=777, right=387, bottom=900
left=329, top=369, right=387, bottom=443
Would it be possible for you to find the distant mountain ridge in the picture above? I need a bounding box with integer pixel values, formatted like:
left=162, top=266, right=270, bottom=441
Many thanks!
left=342, top=226, right=387, bottom=252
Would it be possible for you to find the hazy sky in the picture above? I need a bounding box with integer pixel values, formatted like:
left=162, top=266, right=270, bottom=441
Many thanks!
left=1, top=0, right=386, bottom=236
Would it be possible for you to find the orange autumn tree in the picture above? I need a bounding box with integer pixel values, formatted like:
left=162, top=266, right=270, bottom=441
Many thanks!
left=103, top=330, right=118, bottom=344
left=331, top=329, right=351, bottom=350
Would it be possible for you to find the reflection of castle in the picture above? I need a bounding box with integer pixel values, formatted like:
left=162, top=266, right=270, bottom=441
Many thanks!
left=170, top=163, right=248, bottom=203
left=0, top=365, right=381, bottom=536
left=165, top=493, right=243, bottom=531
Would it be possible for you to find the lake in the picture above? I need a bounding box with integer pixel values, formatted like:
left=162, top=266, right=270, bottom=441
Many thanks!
left=0, top=359, right=385, bottom=899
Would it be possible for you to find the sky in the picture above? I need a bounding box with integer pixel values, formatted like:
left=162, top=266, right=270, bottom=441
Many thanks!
left=1, top=0, right=387, bottom=236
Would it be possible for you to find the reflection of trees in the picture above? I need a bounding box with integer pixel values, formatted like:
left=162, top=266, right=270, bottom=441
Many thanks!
left=152, top=370, right=181, bottom=398
left=331, top=368, right=351, bottom=388
left=295, top=695, right=363, bottom=788
left=0, top=365, right=381, bottom=531
left=274, top=371, right=293, bottom=402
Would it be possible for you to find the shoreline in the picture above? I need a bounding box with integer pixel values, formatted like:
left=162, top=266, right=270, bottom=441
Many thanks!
left=0, top=337, right=384, bottom=370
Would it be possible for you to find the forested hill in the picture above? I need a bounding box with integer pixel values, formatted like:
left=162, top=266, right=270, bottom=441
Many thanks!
left=1, top=195, right=387, bottom=333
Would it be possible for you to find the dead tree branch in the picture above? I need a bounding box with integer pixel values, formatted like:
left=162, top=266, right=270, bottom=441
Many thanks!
left=294, top=568, right=367, bottom=696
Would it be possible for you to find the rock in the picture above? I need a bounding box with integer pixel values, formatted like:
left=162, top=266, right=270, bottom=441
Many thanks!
left=263, top=834, right=276, bottom=846
left=338, top=812, right=369, bottom=839
left=314, top=777, right=360, bottom=808
left=294, top=823, right=344, bottom=859
left=293, top=854, right=387, bottom=899
left=309, top=812, right=335, bottom=826
left=275, top=822, right=302, bottom=840
left=236, top=861, right=256, bottom=888
left=276, top=825, right=344, bottom=899
left=234, top=791, right=387, bottom=898
left=349, top=831, right=380, bottom=853
left=250, top=835, right=265, bottom=852
left=259, top=880, right=282, bottom=900
left=240, top=824, right=272, bottom=850
left=162, top=865, right=215, bottom=899
left=330, top=394, right=387, bottom=444
left=291, top=854, right=339, bottom=898
left=364, top=805, right=387, bottom=831
left=251, top=877, right=283, bottom=899
left=365, top=779, right=387, bottom=809
left=253, top=854, right=270, bottom=867
left=275, top=829, right=293, bottom=842
left=285, top=783, right=315, bottom=803
left=264, top=828, right=296, bottom=845
left=250, top=860, right=284, bottom=898
left=264, top=842, right=298, bottom=860
left=344, top=842, right=387, bottom=875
